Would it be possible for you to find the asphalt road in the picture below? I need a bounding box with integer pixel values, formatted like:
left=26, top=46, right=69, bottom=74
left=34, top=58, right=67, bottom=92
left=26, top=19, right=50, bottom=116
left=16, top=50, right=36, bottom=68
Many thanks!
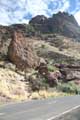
left=55, top=107, right=80, bottom=120
left=0, top=95, right=80, bottom=120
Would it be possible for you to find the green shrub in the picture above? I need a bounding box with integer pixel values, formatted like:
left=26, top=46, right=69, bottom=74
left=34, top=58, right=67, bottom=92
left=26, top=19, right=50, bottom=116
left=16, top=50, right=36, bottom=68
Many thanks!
left=57, top=82, right=80, bottom=94
left=25, top=24, right=35, bottom=36
left=47, top=65, right=58, bottom=72
left=41, top=44, right=46, bottom=49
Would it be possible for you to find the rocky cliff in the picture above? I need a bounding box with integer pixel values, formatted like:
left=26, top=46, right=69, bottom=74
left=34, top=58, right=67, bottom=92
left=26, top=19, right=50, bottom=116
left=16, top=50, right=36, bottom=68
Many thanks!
left=29, top=12, right=80, bottom=41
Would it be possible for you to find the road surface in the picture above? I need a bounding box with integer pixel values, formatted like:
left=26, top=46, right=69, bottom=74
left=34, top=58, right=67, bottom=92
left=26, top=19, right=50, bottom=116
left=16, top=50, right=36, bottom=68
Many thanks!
left=0, top=95, right=80, bottom=120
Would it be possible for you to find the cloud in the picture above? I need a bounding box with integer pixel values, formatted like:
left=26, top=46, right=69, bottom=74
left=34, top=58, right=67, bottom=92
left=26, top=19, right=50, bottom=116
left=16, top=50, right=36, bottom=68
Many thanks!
left=47, top=0, right=70, bottom=15
left=60, top=1, right=70, bottom=12
left=0, top=0, right=29, bottom=25
left=0, top=0, right=79, bottom=25
left=0, top=0, right=50, bottom=25
left=74, top=11, right=80, bottom=25
left=68, top=0, right=80, bottom=26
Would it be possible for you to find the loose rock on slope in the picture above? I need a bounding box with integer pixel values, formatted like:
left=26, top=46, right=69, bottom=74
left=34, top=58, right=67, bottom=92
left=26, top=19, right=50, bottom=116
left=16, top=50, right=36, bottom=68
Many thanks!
left=8, top=31, right=39, bottom=70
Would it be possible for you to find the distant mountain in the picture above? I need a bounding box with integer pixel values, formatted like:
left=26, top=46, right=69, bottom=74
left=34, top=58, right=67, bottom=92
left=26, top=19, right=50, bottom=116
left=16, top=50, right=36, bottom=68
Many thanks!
left=29, top=12, right=80, bottom=41
left=0, top=12, right=80, bottom=42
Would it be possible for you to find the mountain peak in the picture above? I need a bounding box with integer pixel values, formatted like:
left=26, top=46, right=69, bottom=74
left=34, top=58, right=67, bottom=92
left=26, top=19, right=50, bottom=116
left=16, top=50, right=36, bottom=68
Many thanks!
left=29, top=15, right=47, bottom=24
left=52, top=11, right=78, bottom=26
left=29, top=12, right=80, bottom=40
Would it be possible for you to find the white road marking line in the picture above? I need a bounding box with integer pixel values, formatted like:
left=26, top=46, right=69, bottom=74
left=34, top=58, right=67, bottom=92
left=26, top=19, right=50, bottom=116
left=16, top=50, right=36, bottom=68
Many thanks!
left=48, top=104, right=80, bottom=120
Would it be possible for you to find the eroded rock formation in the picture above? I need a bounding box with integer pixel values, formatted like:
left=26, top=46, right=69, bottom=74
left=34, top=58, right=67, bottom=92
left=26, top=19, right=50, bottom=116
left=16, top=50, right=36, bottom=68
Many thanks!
left=8, top=31, right=39, bottom=70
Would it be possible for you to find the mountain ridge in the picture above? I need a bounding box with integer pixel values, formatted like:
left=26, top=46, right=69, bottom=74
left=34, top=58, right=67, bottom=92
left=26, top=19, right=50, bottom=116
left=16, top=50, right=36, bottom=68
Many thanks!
left=29, top=12, right=80, bottom=41
left=0, top=12, right=80, bottom=41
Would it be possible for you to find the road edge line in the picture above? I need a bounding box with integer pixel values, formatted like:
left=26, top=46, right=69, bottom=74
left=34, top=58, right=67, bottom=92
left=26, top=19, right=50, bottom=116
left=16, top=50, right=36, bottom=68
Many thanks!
left=48, top=105, right=80, bottom=120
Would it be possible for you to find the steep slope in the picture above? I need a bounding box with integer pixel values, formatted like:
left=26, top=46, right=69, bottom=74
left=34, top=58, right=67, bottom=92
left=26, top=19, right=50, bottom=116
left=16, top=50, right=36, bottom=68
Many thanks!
left=33, top=34, right=80, bottom=64
left=0, top=12, right=80, bottom=103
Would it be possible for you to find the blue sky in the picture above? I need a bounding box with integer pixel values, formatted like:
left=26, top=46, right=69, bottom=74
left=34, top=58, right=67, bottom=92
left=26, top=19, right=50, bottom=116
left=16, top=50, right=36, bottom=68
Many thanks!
left=0, top=0, right=80, bottom=25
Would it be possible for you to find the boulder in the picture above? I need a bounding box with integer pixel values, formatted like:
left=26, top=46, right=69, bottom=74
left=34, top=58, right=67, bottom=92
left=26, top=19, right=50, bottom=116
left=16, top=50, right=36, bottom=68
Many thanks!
left=57, top=64, right=80, bottom=82
left=8, top=31, right=39, bottom=70
left=46, top=71, right=61, bottom=87
left=36, top=63, right=48, bottom=76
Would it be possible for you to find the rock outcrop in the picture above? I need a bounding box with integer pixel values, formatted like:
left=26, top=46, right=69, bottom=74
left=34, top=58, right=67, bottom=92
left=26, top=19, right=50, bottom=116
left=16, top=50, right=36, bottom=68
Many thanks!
left=0, top=25, right=12, bottom=57
left=8, top=31, right=39, bottom=70
left=36, top=63, right=61, bottom=87
left=29, top=15, right=49, bottom=33
left=29, top=15, right=47, bottom=25
left=29, top=12, right=80, bottom=41
left=46, top=71, right=61, bottom=87
left=55, top=64, right=80, bottom=82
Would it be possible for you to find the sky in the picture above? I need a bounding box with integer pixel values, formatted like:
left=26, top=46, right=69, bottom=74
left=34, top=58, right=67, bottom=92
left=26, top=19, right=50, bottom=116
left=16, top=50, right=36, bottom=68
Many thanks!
left=0, top=0, right=80, bottom=25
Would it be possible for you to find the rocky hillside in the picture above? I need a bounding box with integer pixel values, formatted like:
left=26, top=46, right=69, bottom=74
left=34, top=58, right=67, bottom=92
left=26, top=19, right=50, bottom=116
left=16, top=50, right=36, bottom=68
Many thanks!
left=0, top=12, right=80, bottom=58
left=0, top=12, right=80, bottom=103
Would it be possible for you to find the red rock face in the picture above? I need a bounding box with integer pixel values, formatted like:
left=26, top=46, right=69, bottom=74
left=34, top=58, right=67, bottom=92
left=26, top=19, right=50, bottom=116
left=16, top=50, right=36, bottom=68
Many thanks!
left=8, top=31, right=39, bottom=70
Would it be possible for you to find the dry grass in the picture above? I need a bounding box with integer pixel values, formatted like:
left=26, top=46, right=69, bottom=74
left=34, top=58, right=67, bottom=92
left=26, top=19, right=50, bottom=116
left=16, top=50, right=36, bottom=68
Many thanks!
left=32, top=36, right=80, bottom=60
left=0, top=67, right=72, bottom=103
left=0, top=67, right=29, bottom=102
left=29, top=90, right=70, bottom=99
